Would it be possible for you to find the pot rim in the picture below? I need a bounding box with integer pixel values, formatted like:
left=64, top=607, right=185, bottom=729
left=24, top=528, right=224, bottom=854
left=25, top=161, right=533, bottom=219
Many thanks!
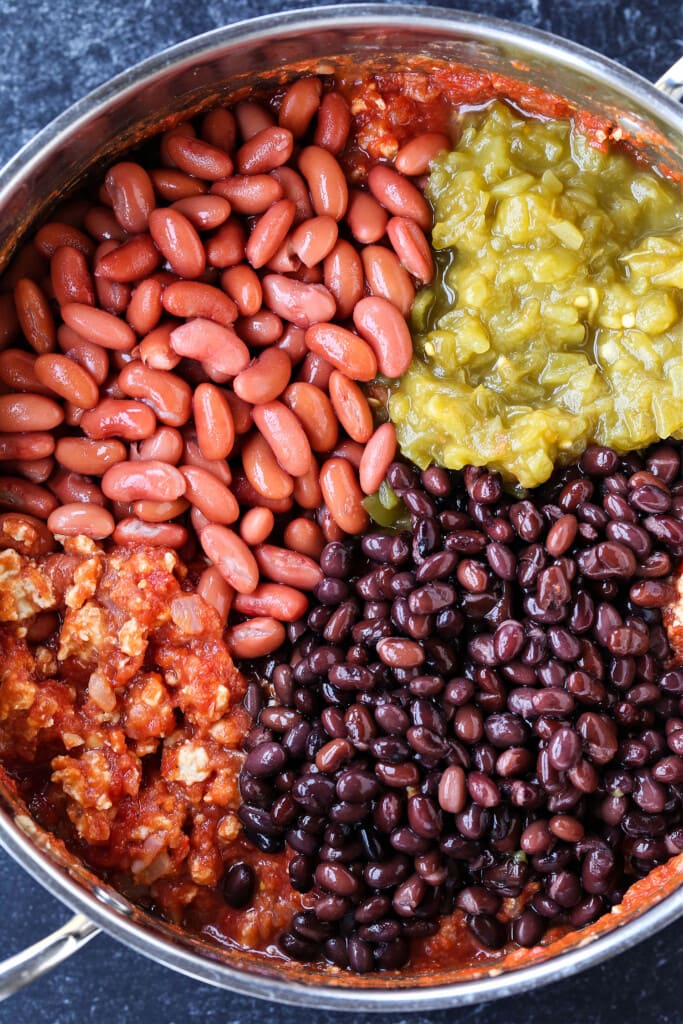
left=0, top=3, right=682, bottom=1010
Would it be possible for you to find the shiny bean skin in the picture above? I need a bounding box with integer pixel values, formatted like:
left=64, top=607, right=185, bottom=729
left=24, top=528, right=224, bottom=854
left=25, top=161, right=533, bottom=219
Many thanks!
left=126, top=279, right=163, bottom=336
left=33, top=221, right=94, bottom=258
left=58, top=328, right=110, bottom=385
left=324, top=240, right=364, bottom=320
left=162, top=281, right=237, bottom=327
left=242, top=431, right=294, bottom=501
left=240, top=506, right=275, bottom=546
left=179, top=464, right=239, bottom=524
left=197, top=565, right=234, bottom=624
left=394, top=132, right=450, bottom=175
left=204, top=218, right=247, bottom=267
left=328, top=371, right=374, bottom=443
left=118, top=362, right=192, bottom=428
left=101, top=459, right=186, bottom=502
left=290, top=216, right=339, bottom=268
left=261, top=275, right=336, bottom=329
left=192, top=383, right=236, bottom=462
left=298, top=147, right=348, bottom=221
left=49, top=468, right=106, bottom=507
left=254, top=544, right=323, bottom=590
left=94, top=235, right=161, bottom=283
left=234, top=348, right=291, bottom=405
left=346, top=191, right=388, bottom=245
left=148, top=208, right=206, bottom=279
left=48, top=502, right=115, bottom=539
left=211, top=176, right=283, bottom=215
left=305, top=324, right=377, bottom=382
left=0, top=433, right=54, bottom=461
left=278, top=77, right=322, bottom=138
left=359, top=423, right=398, bottom=495
left=61, top=303, right=135, bottom=352
left=14, top=279, right=56, bottom=353
left=105, top=162, right=155, bottom=233
left=283, top=517, right=325, bottom=560
left=50, top=245, right=95, bottom=307
left=293, top=462, right=324, bottom=511
left=0, top=477, right=58, bottom=518
left=269, top=167, right=314, bottom=224
left=233, top=583, right=308, bottom=622
left=252, top=401, right=313, bottom=478
left=386, top=216, right=434, bottom=284
left=360, top=245, right=415, bottom=318
left=0, top=394, right=64, bottom=432
left=319, top=458, right=369, bottom=534
left=200, top=523, right=259, bottom=594
left=33, top=354, right=99, bottom=409
left=171, top=195, right=232, bottom=230
left=367, top=165, right=432, bottom=231
left=246, top=199, right=297, bottom=269
left=113, top=518, right=188, bottom=548
left=165, top=135, right=234, bottom=180
left=55, top=437, right=127, bottom=475
left=352, top=296, right=413, bottom=377
left=237, top=126, right=294, bottom=175
left=170, top=319, right=250, bottom=376
left=132, top=498, right=189, bottom=522
left=0, top=350, right=52, bottom=395
left=80, top=399, right=155, bottom=441
left=221, top=265, right=263, bottom=317
left=313, top=92, right=352, bottom=154
left=227, top=617, right=286, bottom=658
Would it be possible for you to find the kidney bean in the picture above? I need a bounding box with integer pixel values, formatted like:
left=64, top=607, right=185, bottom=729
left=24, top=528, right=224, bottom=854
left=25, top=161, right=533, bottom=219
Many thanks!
left=94, top=235, right=161, bottom=283
left=241, top=431, right=294, bottom=502
left=259, top=274, right=336, bottom=331
left=14, top=279, right=56, bottom=353
left=318, top=241, right=362, bottom=324
left=177, top=464, right=237, bottom=524
left=104, top=162, right=155, bottom=233
left=147, top=207, right=206, bottom=279
left=170, top=318, right=249, bottom=376
left=47, top=502, right=115, bottom=539
left=54, top=437, right=126, bottom=476
left=169, top=195, right=232, bottom=232
left=0, top=394, right=64, bottom=433
left=50, top=245, right=95, bottom=307
left=367, top=165, right=431, bottom=230
left=311, top=90, right=350, bottom=153
left=49, top=468, right=106, bottom=507
left=28, top=354, right=95, bottom=410
left=101, top=459, right=185, bottom=504
left=117, top=362, right=192, bottom=429
left=227, top=616, right=288, bottom=659
left=281, top=518, right=324, bottom=561
left=58, top=329, right=110, bottom=386
left=0, top=477, right=58, bottom=518
left=298, top=146, right=348, bottom=221
left=251, top=400, right=313, bottom=479
left=0, top=433, right=54, bottom=462
left=161, top=281, right=237, bottom=328
left=386, top=216, right=434, bottom=284
left=61, top=302, right=135, bottom=352
left=351, top=295, right=413, bottom=378
left=34, top=221, right=93, bottom=258
left=319, top=457, right=369, bottom=535
left=126, top=280, right=163, bottom=337
left=199, top=523, right=259, bottom=594
left=359, top=245, right=415, bottom=320
left=0, top=350, right=51, bottom=396
left=254, top=544, right=323, bottom=591
left=237, top=126, right=293, bottom=175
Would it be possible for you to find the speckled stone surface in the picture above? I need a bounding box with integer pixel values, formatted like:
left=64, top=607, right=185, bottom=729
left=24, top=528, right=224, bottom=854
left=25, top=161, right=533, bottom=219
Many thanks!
left=0, top=1, right=682, bottom=1021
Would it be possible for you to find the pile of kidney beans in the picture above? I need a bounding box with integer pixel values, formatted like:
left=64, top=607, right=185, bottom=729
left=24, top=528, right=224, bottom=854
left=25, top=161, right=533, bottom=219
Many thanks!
left=235, top=440, right=683, bottom=973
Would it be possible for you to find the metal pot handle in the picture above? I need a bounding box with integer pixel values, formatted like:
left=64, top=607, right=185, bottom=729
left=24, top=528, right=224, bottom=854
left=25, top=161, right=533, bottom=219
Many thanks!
left=0, top=913, right=99, bottom=1000
left=655, top=55, right=683, bottom=99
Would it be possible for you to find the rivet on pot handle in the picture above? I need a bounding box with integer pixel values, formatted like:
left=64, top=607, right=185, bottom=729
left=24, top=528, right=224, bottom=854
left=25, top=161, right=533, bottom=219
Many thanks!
left=655, top=56, right=683, bottom=100
left=0, top=913, right=99, bottom=1000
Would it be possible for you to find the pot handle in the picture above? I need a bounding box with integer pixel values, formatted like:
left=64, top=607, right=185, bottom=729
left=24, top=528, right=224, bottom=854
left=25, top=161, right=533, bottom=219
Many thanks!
left=654, top=55, right=683, bottom=100
left=0, top=913, right=100, bottom=1001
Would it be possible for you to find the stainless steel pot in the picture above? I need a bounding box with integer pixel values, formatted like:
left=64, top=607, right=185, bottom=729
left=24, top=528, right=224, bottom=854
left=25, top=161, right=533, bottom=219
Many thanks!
left=0, top=4, right=681, bottom=1008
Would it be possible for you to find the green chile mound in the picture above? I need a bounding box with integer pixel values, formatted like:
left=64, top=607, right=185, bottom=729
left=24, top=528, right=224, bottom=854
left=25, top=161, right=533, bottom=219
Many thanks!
left=390, top=102, right=683, bottom=490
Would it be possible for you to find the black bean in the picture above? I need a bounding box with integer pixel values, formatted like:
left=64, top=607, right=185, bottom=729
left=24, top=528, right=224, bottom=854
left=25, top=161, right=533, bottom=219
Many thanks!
left=222, top=862, right=255, bottom=909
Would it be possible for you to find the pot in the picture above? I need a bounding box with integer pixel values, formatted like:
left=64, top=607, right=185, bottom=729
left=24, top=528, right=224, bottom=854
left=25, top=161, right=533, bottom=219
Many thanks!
left=0, top=4, right=681, bottom=1009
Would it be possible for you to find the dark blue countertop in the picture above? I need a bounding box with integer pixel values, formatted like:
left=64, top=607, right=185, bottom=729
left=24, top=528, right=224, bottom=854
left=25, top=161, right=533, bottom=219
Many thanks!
left=1, top=1, right=682, bottom=1021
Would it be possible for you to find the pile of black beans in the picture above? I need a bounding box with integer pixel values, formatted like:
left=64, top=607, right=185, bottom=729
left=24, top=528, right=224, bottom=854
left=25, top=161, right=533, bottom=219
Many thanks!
left=236, top=441, right=683, bottom=973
